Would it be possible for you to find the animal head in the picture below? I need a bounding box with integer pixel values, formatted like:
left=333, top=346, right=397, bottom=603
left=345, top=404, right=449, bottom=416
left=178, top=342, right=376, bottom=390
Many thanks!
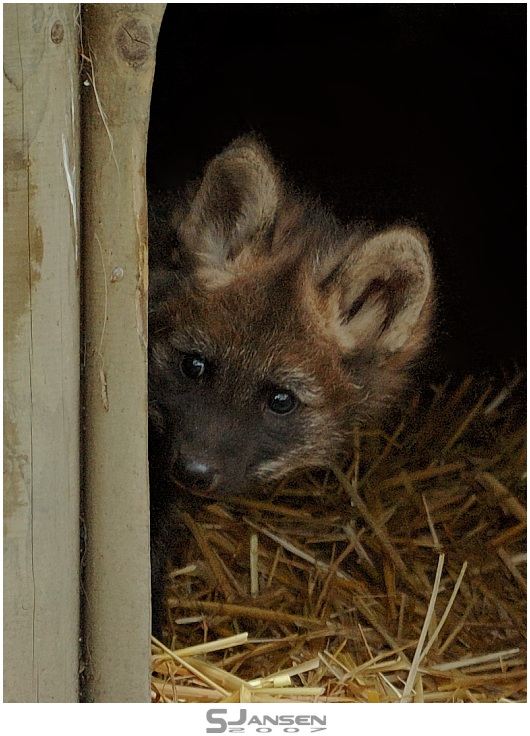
left=149, top=137, right=433, bottom=498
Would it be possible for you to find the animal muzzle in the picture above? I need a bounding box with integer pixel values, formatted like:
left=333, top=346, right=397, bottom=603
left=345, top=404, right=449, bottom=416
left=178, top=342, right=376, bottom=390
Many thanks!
left=171, top=450, right=222, bottom=495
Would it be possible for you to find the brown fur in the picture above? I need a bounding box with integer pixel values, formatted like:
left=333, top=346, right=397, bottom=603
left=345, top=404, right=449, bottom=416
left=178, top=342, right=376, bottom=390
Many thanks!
left=148, top=137, right=433, bottom=635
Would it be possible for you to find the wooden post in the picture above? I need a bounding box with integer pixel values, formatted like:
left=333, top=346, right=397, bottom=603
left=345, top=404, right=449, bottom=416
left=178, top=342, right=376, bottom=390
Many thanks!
left=3, top=4, right=81, bottom=702
left=81, top=3, right=165, bottom=702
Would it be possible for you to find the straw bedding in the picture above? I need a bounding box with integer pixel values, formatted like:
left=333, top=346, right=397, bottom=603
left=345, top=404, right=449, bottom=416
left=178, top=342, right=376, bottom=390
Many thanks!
left=151, top=374, right=526, bottom=703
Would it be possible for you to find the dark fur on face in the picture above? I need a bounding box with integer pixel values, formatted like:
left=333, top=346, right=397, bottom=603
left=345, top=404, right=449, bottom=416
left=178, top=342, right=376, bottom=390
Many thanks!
left=148, top=136, right=433, bottom=636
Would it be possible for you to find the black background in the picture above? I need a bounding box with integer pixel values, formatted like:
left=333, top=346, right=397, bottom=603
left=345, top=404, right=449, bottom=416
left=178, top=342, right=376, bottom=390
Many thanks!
left=147, top=3, right=526, bottom=379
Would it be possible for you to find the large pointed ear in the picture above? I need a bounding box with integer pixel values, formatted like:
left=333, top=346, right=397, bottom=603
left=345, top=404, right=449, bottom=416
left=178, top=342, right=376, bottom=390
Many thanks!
left=321, top=227, right=433, bottom=357
left=178, top=137, right=281, bottom=267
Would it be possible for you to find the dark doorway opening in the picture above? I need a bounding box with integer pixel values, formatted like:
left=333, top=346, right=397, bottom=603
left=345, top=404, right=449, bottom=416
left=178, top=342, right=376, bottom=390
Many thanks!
left=148, top=3, right=526, bottom=378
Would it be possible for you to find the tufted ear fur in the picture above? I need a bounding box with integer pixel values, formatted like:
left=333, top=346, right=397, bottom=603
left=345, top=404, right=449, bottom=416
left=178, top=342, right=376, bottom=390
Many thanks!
left=318, top=227, right=433, bottom=358
left=177, top=137, right=281, bottom=268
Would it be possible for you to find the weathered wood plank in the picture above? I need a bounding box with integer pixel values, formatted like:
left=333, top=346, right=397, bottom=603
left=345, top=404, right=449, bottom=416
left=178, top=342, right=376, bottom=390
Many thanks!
left=3, top=3, right=80, bottom=702
left=81, top=3, right=166, bottom=702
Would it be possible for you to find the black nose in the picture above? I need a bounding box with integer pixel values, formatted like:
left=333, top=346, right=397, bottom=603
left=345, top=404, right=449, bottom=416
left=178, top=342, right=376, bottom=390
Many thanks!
left=173, top=454, right=219, bottom=490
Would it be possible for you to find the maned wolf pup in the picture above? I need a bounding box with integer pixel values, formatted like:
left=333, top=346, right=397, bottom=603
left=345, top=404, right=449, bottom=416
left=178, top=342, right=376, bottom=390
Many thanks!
left=148, top=136, right=433, bottom=636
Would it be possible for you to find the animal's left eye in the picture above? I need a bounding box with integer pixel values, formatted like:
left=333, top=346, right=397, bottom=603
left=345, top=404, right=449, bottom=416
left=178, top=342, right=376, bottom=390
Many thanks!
left=267, top=389, right=298, bottom=415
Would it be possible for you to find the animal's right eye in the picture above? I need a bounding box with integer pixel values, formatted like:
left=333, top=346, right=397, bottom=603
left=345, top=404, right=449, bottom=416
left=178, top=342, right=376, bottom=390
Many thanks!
left=180, top=354, right=206, bottom=379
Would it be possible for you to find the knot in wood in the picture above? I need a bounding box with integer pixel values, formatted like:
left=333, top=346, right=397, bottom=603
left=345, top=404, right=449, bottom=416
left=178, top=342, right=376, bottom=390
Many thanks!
left=115, top=17, right=153, bottom=67
left=51, top=20, right=64, bottom=44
